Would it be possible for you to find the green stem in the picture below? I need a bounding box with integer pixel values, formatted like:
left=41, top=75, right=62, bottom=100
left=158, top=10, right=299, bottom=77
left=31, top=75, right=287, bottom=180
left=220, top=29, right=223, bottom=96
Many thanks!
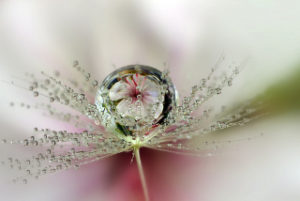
left=134, top=147, right=150, bottom=201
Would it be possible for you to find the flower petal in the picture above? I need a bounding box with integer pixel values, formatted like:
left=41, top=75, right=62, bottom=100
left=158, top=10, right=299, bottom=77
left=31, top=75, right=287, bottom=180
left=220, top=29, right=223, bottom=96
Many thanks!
left=116, top=99, right=147, bottom=120
left=109, top=81, right=130, bottom=101
left=141, top=79, right=162, bottom=104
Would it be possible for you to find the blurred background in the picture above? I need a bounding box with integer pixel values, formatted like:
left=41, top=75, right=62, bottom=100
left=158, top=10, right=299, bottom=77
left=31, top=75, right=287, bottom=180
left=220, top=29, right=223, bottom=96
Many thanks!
left=1, top=0, right=300, bottom=201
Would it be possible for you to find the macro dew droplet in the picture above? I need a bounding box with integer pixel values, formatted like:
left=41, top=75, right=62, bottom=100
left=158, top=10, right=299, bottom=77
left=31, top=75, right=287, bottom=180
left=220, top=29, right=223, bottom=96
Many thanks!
left=95, top=65, right=178, bottom=136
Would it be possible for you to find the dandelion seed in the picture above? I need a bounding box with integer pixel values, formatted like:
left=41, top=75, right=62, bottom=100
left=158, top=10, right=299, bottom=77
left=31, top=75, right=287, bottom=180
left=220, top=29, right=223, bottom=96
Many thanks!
left=1, top=60, right=265, bottom=201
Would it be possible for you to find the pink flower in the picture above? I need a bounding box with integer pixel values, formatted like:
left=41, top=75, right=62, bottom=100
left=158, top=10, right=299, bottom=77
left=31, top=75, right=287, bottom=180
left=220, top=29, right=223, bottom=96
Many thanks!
left=109, top=73, right=163, bottom=121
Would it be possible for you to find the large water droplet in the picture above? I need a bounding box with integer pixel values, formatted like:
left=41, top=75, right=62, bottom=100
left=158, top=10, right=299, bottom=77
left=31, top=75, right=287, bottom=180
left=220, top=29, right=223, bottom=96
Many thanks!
left=95, top=65, right=177, bottom=135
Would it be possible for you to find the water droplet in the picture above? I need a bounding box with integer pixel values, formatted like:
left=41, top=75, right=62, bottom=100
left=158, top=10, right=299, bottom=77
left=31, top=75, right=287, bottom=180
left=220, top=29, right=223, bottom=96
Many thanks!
left=92, top=80, right=98, bottom=87
left=33, top=91, right=39, bottom=97
left=73, top=60, right=79, bottom=67
left=95, top=65, right=178, bottom=136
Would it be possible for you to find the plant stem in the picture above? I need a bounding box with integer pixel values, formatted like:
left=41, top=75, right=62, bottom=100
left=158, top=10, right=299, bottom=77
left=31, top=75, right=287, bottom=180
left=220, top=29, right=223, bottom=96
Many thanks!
left=134, top=147, right=150, bottom=201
